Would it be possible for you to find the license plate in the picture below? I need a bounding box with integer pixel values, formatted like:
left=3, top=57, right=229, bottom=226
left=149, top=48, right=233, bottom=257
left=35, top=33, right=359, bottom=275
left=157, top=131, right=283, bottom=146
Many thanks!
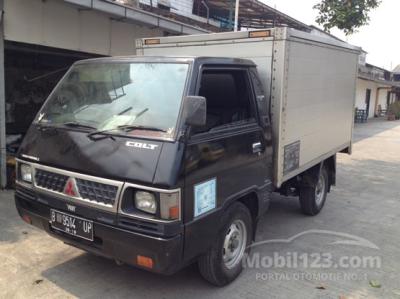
left=50, top=209, right=93, bottom=241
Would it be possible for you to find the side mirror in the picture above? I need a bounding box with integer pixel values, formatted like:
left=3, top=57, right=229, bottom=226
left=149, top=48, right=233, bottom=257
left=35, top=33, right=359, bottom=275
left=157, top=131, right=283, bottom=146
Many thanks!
left=183, top=96, right=207, bottom=127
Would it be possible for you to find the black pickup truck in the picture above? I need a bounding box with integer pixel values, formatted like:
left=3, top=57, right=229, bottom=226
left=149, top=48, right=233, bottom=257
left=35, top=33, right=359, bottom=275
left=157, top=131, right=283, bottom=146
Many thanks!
left=15, top=56, right=335, bottom=286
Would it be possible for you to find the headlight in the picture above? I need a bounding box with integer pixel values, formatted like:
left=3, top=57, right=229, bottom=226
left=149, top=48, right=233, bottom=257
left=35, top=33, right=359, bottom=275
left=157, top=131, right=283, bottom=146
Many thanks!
left=20, top=164, right=32, bottom=183
left=134, top=191, right=157, bottom=214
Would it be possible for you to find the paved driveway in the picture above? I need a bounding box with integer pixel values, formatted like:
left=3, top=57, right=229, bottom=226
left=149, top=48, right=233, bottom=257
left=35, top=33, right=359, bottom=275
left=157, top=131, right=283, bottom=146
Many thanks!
left=1, top=119, right=400, bottom=299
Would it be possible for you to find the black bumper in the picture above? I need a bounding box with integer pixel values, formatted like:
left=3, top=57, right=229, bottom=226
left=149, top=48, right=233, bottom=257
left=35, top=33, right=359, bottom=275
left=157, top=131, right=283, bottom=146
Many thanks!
left=15, top=190, right=184, bottom=275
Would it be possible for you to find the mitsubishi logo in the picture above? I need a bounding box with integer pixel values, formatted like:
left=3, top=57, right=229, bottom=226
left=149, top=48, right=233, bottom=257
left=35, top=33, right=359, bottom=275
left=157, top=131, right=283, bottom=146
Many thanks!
left=64, top=178, right=79, bottom=197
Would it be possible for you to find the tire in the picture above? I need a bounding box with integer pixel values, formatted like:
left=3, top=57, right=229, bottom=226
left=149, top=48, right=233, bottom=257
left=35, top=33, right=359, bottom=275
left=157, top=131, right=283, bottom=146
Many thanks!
left=198, top=202, right=253, bottom=286
left=299, top=167, right=329, bottom=216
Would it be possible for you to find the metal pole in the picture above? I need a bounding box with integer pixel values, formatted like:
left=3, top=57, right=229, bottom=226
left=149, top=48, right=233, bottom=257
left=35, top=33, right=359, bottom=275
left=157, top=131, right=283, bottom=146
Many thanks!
left=234, top=0, right=239, bottom=31
left=201, top=1, right=209, bottom=24
left=0, top=0, right=6, bottom=189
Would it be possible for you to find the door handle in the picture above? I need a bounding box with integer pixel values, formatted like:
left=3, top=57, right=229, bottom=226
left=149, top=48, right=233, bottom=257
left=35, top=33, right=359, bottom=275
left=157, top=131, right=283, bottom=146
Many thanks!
left=252, top=142, right=262, bottom=154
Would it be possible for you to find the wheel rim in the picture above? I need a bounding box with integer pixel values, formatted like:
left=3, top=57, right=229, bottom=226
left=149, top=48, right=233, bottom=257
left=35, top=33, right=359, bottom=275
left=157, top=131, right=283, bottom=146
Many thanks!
left=315, top=172, right=326, bottom=206
left=223, top=219, right=247, bottom=269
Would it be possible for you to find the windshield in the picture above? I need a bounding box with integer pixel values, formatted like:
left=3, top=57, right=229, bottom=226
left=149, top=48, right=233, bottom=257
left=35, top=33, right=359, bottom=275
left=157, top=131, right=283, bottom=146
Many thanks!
left=36, top=62, right=190, bottom=139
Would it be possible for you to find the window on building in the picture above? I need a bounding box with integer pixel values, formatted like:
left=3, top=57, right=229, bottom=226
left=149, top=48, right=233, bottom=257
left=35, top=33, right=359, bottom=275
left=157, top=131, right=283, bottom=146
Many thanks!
left=157, top=0, right=171, bottom=11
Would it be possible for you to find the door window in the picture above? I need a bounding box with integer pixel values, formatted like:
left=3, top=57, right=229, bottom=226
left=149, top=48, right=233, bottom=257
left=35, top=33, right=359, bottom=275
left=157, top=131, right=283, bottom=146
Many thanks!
left=194, top=69, right=256, bottom=134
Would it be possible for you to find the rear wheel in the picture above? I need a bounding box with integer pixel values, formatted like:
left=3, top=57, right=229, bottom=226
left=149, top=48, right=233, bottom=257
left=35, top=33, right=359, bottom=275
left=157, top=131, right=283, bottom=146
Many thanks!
left=299, top=167, right=329, bottom=216
left=198, top=202, right=252, bottom=286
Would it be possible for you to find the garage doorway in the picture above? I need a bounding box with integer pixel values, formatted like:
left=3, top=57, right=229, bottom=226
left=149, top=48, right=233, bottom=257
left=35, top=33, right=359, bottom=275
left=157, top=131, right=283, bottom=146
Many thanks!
left=4, top=41, right=102, bottom=187
left=365, top=89, right=371, bottom=117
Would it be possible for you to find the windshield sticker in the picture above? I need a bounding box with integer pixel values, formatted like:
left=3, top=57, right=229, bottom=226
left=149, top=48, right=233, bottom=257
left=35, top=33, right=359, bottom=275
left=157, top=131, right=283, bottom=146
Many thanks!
left=37, top=113, right=45, bottom=122
left=194, top=178, right=217, bottom=217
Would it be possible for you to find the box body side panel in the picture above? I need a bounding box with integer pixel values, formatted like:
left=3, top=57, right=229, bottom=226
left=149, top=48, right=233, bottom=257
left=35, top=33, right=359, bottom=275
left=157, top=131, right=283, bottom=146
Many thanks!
left=276, top=39, right=358, bottom=186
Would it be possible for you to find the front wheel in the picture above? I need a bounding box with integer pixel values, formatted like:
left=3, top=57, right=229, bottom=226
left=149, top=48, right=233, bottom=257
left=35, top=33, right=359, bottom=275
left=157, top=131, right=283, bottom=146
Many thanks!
left=198, top=202, right=252, bottom=286
left=299, top=167, right=329, bottom=216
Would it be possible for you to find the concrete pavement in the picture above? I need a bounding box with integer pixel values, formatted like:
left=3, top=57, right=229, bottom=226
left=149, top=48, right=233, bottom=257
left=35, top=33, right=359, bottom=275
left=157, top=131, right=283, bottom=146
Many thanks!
left=1, top=118, right=400, bottom=299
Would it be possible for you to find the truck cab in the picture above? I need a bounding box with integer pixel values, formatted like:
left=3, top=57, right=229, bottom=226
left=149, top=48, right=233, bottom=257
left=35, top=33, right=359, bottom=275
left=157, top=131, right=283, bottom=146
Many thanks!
left=15, top=56, right=274, bottom=286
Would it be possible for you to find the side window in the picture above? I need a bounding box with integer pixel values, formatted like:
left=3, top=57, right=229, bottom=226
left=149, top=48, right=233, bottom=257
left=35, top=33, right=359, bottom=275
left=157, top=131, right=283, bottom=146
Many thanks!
left=195, top=69, right=256, bottom=134
left=249, top=68, right=268, bottom=120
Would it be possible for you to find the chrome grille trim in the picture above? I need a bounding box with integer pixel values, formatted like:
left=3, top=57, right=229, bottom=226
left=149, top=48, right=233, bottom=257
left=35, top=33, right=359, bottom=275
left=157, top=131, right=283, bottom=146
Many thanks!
left=35, top=169, right=69, bottom=192
left=75, top=178, right=119, bottom=205
left=16, top=159, right=124, bottom=213
left=16, top=159, right=182, bottom=223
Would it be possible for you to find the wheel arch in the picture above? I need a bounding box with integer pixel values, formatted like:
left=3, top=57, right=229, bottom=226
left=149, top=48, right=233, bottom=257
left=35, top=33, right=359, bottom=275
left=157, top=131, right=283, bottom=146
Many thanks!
left=222, top=190, right=263, bottom=240
left=324, top=155, right=336, bottom=191
left=299, top=155, right=336, bottom=190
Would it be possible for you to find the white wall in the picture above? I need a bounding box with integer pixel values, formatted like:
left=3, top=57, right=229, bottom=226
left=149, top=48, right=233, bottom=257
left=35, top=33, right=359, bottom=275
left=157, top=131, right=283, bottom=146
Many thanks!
left=376, top=88, right=391, bottom=112
left=355, top=79, right=376, bottom=117
left=355, top=78, right=391, bottom=117
left=139, top=0, right=220, bottom=26
left=3, top=0, right=164, bottom=56
left=140, top=0, right=193, bottom=16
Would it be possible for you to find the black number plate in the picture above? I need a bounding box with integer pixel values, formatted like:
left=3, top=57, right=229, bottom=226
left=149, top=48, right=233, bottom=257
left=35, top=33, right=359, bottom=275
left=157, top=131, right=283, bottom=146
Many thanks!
left=50, top=209, right=93, bottom=241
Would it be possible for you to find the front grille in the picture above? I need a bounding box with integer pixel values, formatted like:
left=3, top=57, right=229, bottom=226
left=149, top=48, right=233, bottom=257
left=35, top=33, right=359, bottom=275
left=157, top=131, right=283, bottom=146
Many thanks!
left=75, top=178, right=118, bottom=206
left=35, top=169, right=68, bottom=192
left=33, top=167, right=119, bottom=208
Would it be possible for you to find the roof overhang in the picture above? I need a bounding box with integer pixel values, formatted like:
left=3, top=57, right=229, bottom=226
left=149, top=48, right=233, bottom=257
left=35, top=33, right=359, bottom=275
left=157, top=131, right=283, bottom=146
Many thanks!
left=358, top=75, right=400, bottom=88
left=63, top=0, right=210, bottom=35
left=202, top=0, right=310, bottom=31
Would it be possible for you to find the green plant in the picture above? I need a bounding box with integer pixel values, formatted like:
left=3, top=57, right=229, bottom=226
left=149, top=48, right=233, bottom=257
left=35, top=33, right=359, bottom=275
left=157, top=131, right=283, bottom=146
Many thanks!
left=388, top=101, right=400, bottom=119
left=314, top=0, right=381, bottom=35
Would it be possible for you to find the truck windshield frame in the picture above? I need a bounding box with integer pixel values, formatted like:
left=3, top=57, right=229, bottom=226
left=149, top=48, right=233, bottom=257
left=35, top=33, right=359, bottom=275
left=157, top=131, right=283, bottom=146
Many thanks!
left=34, top=61, right=191, bottom=141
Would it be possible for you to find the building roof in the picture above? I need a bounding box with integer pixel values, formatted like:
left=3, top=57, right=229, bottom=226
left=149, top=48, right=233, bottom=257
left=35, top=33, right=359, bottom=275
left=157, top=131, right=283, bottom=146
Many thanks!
left=93, top=0, right=311, bottom=33
left=365, top=63, right=390, bottom=73
left=358, top=63, right=400, bottom=87
left=203, top=0, right=310, bottom=31
left=393, top=64, right=400, bottom=74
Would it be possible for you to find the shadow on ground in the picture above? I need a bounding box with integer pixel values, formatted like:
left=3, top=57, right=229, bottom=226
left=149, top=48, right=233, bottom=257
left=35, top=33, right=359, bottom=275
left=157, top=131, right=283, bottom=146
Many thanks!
left=42, top=254, right=210, bottom=298
left=0, top=194, right=34, bottom=244
left=353, top=119, right=400, bottom=143
left=39, top=157, right=400, bottom=297
left=40, top=196, right=304, bottom=298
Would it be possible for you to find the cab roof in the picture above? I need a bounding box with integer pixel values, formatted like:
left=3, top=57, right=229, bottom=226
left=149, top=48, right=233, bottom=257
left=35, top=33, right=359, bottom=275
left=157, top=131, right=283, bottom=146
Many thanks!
left=74, top=56, right=256, bottom=67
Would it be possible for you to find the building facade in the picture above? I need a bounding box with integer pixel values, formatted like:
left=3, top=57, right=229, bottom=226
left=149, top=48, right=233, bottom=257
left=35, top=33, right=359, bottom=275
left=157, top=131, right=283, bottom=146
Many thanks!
left=0, top=0, right=210, bottom=188
left=355, top=52, right=400, bottom=119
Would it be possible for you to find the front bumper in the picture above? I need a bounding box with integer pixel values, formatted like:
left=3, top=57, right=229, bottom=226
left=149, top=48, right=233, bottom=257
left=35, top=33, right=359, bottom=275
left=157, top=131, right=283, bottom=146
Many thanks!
left=15, top=187, right=184, bottom=275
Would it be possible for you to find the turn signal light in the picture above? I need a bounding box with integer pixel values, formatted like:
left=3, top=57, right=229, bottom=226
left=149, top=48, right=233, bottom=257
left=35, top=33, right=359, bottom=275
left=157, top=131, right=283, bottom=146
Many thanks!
left=249, top=30, right=271, bottom=38
left=137, top=255, right=154, bottom=269
left=144, top=39, right=160, bottom=45
left=22, top=214, right=32, bottom=225
left=169, top=206, right=179, bottom=220
left=160, top=192, right=180, bottom=220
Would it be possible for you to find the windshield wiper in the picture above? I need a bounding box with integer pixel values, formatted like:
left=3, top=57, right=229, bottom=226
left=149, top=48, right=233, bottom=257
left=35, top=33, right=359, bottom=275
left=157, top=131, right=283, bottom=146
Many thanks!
left=116, top=125, right=167, bottom=133
left=87, top=125, right=167, bottom=141
left=118, top=107, right=132, bottom=115
left=62, top=121, right=97, bottom=130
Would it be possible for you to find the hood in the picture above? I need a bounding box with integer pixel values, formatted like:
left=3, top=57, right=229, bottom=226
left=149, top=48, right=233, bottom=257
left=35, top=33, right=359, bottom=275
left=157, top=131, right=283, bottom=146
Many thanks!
left=18, top=126, right=165, bottom=185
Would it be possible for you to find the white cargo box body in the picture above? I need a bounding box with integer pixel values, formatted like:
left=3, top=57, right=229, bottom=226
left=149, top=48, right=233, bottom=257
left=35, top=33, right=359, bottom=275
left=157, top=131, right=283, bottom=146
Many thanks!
left=136, top=28, right=360, bottom=188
